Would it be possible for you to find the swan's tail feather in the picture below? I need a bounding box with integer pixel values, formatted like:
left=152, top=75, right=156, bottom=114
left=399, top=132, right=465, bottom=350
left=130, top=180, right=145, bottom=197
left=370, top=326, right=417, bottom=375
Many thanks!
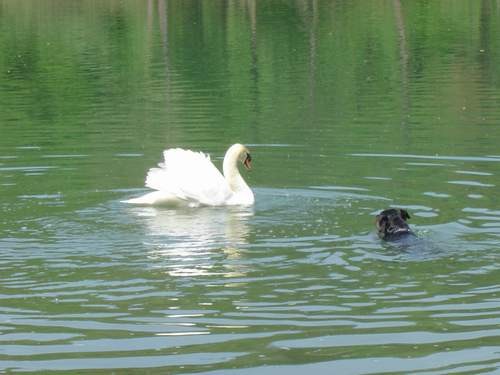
left=121, top=191, right=187, bottom=205
left=141, top=148, right=228, bottom=205
left=145, top=166, right=170, bottom=191
left=145, top=149, right=208, bottom=193
left=145, top=166, right=189, bottom=201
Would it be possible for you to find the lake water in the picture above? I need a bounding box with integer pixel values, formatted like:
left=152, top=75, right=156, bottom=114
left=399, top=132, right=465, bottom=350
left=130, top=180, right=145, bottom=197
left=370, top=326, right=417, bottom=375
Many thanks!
left=1, top=1, right=500, bottom=373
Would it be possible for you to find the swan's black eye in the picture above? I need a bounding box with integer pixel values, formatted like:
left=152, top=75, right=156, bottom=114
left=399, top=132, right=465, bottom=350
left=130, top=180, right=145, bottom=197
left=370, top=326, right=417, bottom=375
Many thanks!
left=243, top=153, right=252, bottom=170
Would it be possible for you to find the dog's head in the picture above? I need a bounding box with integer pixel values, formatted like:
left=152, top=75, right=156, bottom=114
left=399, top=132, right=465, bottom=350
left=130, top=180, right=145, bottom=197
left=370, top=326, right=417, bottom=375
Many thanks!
left=375, top=208, right=412, bottom=240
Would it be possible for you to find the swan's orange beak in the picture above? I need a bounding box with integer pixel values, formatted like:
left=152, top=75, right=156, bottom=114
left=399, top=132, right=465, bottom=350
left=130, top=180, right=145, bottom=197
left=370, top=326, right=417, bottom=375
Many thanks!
left=243, top=154, right=252, bottom=170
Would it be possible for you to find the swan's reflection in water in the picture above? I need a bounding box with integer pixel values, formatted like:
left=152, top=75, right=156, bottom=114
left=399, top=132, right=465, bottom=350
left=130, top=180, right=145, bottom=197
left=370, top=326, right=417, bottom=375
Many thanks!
left=130, top=206, right=253, bottom=277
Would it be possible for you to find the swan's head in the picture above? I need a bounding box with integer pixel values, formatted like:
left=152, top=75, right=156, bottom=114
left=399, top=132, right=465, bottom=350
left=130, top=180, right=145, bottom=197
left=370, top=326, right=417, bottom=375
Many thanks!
left=241, top=148, right=252, bottom=170
left=223, top=144, right=254, bottom=200
left=227, top=143, right=252, bottom=170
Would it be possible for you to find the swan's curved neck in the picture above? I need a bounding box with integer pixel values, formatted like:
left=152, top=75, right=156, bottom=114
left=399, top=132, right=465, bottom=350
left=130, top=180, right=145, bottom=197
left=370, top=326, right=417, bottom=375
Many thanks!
left=223, top=147, right=250, bottom=194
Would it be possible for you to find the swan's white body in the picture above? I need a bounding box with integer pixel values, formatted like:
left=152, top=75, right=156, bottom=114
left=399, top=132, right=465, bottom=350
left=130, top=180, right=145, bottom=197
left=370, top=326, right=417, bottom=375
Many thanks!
left=123, top=144, right=254, bottom=207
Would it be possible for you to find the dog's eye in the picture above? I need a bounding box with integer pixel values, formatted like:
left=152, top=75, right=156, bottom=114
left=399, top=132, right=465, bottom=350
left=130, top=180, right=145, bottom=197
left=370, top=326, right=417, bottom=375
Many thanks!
left=400, top=209, right=410, bottom=220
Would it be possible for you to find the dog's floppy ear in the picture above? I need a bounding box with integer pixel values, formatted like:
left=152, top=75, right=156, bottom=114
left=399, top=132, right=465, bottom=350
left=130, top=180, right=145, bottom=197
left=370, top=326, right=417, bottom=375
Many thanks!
left=399, top=209, right=411, bottom=221
left=376, top=214, right=388, bottom=231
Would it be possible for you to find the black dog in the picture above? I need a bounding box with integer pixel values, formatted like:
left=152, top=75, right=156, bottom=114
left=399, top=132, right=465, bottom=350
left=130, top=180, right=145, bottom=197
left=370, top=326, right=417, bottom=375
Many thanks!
left=375, top=208, right=414, bottom=240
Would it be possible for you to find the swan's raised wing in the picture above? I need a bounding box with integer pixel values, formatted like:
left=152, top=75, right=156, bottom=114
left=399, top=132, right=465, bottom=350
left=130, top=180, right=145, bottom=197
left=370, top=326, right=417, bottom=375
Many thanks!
left=145, top=148, right=232, bottom=205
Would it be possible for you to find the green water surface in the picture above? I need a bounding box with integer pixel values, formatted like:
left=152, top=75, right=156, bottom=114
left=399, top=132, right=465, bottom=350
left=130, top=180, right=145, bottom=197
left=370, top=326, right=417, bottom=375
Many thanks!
left=1, top=1, right=500, bottom=373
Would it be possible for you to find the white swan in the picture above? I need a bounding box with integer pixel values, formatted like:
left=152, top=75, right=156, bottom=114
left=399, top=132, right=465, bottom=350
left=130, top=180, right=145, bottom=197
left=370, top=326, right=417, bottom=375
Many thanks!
left=123, top=143, right=254, bottom=206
